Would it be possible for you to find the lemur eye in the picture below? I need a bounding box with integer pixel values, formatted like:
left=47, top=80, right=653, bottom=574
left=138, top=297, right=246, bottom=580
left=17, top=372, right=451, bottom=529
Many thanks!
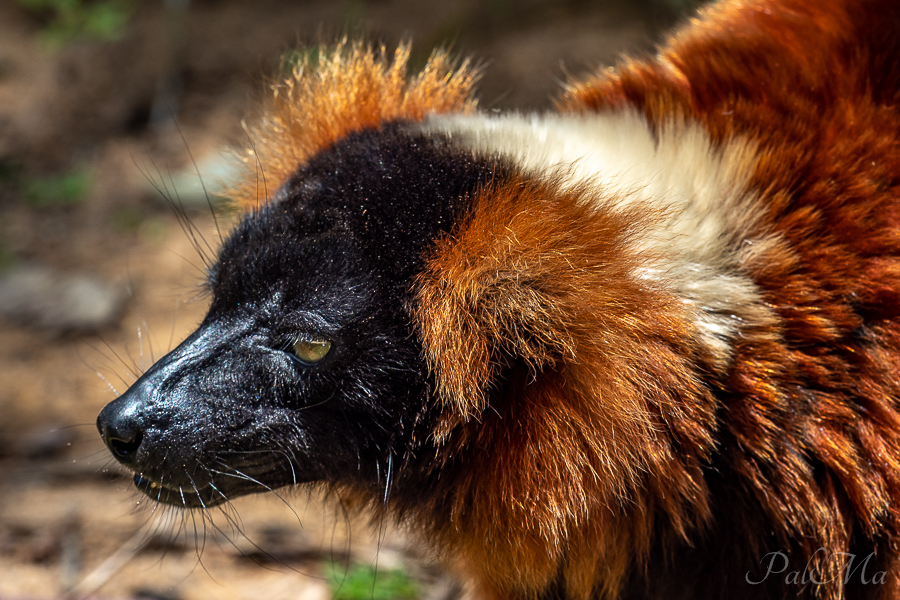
left=292, top=339, right=332, bottom=364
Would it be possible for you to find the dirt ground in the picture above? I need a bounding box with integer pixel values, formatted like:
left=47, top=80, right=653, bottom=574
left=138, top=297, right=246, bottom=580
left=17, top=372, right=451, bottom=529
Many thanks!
left=0, top=1, right=684, bottom=598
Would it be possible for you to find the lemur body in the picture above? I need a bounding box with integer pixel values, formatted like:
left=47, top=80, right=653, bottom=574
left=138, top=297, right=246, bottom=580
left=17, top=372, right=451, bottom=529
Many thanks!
left=98, top=0, right=900, bottom=598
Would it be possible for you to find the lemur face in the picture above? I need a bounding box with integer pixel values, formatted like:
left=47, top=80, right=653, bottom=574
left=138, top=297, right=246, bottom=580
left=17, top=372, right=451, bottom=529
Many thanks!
left=96, top=125, right=499, bottom=507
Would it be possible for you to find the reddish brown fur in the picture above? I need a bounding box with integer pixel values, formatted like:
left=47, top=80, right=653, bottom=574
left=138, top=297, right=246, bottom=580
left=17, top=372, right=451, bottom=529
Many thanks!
left=412, top=176, right=719, bottom=599
left=410, top=0, right=900, bottom=597
left=558, top=0, right=900, bottom=597
left=234, top=1, right=900, bottom=598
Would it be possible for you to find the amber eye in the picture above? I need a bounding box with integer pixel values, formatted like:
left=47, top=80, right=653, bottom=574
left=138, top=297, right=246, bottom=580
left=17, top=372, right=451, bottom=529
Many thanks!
left=292, top=338, right=332, bottom=364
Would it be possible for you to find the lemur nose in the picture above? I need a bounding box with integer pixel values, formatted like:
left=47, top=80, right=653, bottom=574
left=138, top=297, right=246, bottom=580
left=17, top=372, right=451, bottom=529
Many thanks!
left=97, top=396, right=145, bottom=465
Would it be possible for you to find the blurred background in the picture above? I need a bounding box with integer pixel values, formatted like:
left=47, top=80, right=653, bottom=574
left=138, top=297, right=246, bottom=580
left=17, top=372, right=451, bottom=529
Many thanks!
left=0, top=1, right=699, bottom=599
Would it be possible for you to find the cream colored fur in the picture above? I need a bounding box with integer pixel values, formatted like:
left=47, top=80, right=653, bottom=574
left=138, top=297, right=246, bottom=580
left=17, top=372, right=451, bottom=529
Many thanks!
left=418, top=111, right=779, bottom=369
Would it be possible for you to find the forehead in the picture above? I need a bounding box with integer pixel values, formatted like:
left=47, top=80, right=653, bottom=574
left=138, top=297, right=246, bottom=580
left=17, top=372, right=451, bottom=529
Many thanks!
left=210, top=208, right=361, bottom=315
left=209, top=124, right=503, bottom=315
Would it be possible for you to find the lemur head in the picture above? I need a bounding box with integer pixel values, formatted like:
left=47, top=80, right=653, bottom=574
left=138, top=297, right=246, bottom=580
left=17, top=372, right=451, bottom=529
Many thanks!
left=97, top=45, right=495, bottom=506
left=97, top=120, right=501, bottom=506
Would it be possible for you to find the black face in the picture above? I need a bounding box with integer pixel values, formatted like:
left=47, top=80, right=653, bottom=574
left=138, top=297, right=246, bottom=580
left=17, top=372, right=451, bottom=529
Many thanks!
left=96, top=124, right=501, bottom=508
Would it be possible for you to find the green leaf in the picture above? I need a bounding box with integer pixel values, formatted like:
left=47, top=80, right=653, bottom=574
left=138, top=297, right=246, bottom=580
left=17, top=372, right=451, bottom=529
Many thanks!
left=325, top=561, right=419, bottom=600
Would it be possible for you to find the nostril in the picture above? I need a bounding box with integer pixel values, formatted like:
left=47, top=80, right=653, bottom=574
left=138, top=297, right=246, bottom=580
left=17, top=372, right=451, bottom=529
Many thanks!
left=97, top=402, right=146, bottom=465
left=107, top=429, right=144, bottom=460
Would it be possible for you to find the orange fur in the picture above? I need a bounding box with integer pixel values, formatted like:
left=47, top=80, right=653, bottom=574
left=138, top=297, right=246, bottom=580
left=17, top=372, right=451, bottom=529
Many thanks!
left=230, top=43, right=479, bottom=211
left=411, top=175, right=718, bottom=598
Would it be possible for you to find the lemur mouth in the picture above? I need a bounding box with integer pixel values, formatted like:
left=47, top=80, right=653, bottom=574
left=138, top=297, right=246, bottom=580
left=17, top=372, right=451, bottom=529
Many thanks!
left=133, top=474, right=226, bottom=508
left=131, top=459, right=311, bottom=508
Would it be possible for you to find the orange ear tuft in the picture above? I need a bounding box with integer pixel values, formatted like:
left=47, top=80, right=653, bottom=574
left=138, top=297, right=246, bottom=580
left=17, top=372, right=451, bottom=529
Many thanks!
left=229, top=42, right=480, bottom=212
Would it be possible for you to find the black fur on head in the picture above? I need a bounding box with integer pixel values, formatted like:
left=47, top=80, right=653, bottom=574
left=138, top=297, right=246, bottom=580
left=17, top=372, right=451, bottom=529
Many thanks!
left=97, top=123, right=503, bottom=507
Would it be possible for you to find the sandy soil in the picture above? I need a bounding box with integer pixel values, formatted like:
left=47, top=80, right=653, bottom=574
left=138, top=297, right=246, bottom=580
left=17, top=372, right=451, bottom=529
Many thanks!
left=0, top=1, right=681, bottom=598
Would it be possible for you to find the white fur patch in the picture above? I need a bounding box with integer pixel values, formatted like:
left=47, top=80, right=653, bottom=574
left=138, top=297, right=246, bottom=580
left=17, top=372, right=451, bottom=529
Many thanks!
left=418, top=112, right=778, bottom=369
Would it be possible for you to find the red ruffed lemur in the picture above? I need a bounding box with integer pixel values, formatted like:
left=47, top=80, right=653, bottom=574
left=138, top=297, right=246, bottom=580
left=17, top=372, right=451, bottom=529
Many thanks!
left=96, top=0, right=900, bottom=598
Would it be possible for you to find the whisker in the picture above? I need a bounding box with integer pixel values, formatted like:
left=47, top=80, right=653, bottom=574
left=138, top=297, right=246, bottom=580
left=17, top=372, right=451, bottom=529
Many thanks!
left=184, top=472, right=209, bottom=511
left=241, top=124, right=270, bottom=213
left=91, top=368, right=121, bottom=398
left=64, top=527, right=150, bottom=600
left=135, top=160, right=210, bottom=270
left=208, top=508, right=294, bottom=575
left=207, top=461, right=302, bottom=522
left=168, top=295, right=181, bottom=355
left=143, top=158, right=215, bottom=272
left=165, top=170, right=218, bottom=267
left=172, top=117, right=224, bottom=244
left=84, top=338, right=141, bottom=382
left=136, top=325, right=146, bottom=372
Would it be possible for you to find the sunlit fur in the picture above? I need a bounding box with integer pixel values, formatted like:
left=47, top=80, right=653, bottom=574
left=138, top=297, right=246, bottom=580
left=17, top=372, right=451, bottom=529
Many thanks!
left=420, top=112, right=775, bottom=371
left=410, top=174, right=719, bottom=598
left=229, top=42, right=480, bottom=211
left=555, top=0, right=900, bottom=597
left=98, top=1, right=900, bottom=599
